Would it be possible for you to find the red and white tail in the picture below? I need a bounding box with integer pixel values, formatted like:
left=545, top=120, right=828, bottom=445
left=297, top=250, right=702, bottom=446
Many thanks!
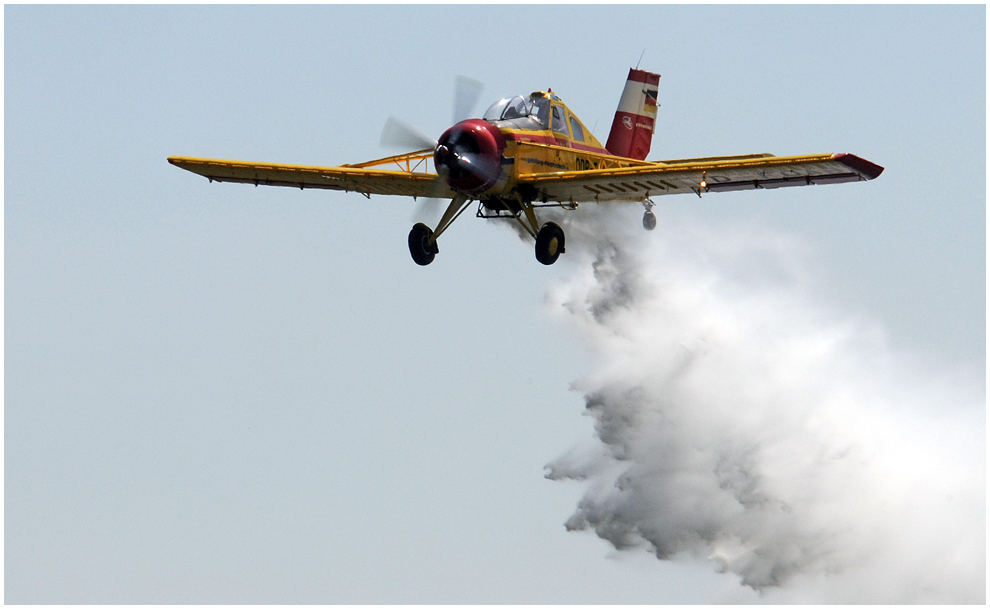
left=605, top=68, right=661, bottom=161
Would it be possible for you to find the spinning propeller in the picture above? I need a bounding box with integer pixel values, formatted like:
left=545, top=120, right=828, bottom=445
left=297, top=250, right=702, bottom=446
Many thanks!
left=379, top=117, right=435, bottom=151
left=380, top=76, right=488, bottom=223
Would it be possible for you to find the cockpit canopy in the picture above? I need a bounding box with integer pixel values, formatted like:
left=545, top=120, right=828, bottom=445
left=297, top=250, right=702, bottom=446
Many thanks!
left=483, top=93, right=551, bottom=131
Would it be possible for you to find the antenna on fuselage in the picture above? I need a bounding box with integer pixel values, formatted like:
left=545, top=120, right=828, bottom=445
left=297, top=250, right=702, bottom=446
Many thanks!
left=635, top=49, right=646, bottom=70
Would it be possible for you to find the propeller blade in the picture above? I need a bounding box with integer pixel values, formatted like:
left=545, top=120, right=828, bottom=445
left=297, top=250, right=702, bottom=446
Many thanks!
left=380, top=117, right=436, bottom=151
left=453, top=75, right=484, bottom=124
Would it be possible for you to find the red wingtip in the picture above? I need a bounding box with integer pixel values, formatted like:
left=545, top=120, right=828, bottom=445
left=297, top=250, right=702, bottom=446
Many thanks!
left=834, top=153, right=884, bottom=180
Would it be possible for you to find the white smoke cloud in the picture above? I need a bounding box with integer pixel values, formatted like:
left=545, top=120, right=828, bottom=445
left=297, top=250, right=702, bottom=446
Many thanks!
left=543, top=207, right=985, bottom=603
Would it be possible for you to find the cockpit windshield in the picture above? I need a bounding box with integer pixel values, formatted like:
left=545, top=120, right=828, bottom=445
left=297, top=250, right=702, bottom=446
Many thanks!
left=483, top=95, right=551, bottom=130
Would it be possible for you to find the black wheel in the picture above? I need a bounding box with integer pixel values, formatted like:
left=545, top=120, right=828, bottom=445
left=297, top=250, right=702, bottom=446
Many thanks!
left=643, top=210, right=657, bottom=230
left=408, top=223, right=438, bottom=266
left=535, top=222, right=565, bottom=265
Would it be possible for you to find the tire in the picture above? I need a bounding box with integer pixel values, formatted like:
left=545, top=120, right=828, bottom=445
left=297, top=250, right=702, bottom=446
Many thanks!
left=408, top=223, right=438, bottom=266
left=535, top=222, right=565, bottom=265
left=643, top=210, right=657, bottom=231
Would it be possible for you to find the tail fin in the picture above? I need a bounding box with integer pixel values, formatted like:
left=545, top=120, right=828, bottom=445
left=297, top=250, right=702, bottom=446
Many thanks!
left=605, top=68, right=661, bottom=160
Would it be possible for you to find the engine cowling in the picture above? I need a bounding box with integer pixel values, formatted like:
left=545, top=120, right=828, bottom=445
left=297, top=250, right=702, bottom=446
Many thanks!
left=434, top=119, right=506, bottom=194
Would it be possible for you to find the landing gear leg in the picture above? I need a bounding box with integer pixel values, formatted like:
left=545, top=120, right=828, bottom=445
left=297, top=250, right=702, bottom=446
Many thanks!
left=535, top=222, right=565, bottom=265
left=407, top=192, right=471, bottom=266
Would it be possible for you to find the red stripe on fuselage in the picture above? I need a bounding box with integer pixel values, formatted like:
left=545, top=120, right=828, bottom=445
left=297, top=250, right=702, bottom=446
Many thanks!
left=501, top=131, right=610, bottom=155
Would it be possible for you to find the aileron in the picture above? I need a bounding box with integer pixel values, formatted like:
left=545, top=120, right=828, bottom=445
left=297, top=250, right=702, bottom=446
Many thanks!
left=167, top=155, right=454, bottom=199
left=517, top=152, right=882, bottom=203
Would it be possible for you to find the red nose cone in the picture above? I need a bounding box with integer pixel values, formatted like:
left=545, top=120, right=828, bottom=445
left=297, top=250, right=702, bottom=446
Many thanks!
left=434, top=119, right=506, bottom=194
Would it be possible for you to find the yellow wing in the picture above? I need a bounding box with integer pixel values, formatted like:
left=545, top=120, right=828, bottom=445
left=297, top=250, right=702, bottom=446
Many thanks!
left=168, top=150, right=456, bottom=199
left=518, top=152, right=884, bottom=203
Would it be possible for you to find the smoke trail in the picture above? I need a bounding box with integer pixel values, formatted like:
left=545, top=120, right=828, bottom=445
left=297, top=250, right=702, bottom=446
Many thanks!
left=542, top=207, right=985, bottom=603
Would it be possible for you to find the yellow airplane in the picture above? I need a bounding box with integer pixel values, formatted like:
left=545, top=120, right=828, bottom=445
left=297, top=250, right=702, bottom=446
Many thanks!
left=169, top=69, right=883, bottom=266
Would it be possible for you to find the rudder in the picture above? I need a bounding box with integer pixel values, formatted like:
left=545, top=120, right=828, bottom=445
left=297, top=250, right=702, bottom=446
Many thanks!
left=605, top=68, right=661, bottom=160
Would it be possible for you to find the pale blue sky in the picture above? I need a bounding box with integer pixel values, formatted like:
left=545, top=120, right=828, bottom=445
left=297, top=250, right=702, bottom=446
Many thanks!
left=5, top=5, right=985, bottom=603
